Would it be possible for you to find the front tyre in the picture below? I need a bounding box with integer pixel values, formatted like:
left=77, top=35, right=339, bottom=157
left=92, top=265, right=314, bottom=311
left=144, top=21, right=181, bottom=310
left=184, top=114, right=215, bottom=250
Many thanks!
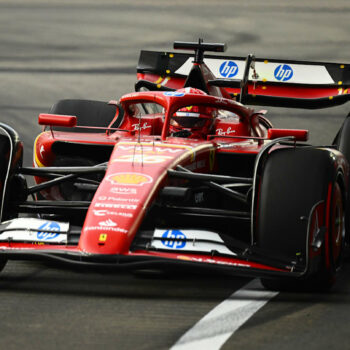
left=256, top=147, right=346, bottom=292
left=314, top=181, right=345, bottom=290
left=261, top=180, right=345, bottom=292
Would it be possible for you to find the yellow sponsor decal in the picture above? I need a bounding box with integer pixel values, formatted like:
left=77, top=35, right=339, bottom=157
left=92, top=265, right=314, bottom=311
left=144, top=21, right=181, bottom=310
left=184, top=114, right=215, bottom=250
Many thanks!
left=106, top=173, right=153, bottom=186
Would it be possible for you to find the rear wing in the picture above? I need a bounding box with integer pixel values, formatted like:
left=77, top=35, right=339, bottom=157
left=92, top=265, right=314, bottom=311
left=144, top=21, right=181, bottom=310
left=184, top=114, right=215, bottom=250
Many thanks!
left=137, top=50, right=350, bottom=109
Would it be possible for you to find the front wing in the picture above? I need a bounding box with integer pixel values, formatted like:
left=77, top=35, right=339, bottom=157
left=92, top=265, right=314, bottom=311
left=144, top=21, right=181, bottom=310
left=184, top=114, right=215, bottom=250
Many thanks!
left=0, top=217, right=309, bottom=280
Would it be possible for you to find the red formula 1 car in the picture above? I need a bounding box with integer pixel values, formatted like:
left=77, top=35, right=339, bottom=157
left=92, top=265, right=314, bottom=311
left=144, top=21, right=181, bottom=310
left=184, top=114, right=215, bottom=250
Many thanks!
left=0, top=40, right=349, bottom=291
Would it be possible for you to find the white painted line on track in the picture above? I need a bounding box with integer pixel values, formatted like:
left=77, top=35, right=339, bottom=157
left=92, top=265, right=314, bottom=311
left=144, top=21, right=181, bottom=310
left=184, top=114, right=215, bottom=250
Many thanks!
left=171, top=279, right=278, bottom=350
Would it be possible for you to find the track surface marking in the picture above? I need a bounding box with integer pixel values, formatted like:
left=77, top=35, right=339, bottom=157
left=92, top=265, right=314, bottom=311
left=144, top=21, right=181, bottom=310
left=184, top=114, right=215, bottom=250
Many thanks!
left=171, top=279, right=278, bottom=350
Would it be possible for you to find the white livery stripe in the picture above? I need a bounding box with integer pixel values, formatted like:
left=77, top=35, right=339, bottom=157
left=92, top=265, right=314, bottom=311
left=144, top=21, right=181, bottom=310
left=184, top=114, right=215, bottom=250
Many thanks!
left=0, top=218, right=69, bottom=244
left=152, top=229, right=237, bottom=256
left=175, top=57, right=335, bottom=85
left=171, top=279, right=278, bottom=350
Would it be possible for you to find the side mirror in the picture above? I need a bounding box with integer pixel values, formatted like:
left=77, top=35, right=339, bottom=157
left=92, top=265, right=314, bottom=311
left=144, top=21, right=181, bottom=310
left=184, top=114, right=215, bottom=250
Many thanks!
left=268, top=128, right=308, bottom=142
left=38, top=114, right=77, bottom=128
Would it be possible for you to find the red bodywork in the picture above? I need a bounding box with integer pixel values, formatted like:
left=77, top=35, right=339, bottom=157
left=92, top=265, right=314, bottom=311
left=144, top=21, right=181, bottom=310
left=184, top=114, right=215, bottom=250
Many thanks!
left=1, top=43, right=348, bottom=280
left=19, top=87, right=311, bottom=277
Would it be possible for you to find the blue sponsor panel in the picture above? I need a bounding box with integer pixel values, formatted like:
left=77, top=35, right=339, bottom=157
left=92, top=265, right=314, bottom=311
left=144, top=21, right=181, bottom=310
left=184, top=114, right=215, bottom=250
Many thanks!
left=219, top=61, right=239, bottom=78
left=163, top=91, right=185, bottom=97
left=161, top=230, right=186, bottom=249
left=274, top=64, right=293, bottom=82
left=37, top=221, right=60, bottom=240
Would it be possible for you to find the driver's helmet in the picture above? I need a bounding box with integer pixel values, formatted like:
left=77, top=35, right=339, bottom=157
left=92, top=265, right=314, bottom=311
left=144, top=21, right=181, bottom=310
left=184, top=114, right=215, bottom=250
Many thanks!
left=170, top=88, right=216, bottom=131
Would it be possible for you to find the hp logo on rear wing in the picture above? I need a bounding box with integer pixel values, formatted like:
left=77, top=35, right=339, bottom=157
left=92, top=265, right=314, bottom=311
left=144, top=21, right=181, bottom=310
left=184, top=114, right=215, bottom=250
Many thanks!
left=274, top=64, right=293, bottom=82
left=219, top=61, right=239, bottom=78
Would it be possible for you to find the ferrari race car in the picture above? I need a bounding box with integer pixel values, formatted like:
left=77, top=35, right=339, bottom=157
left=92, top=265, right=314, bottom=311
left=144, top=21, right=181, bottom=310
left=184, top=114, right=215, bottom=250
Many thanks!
left=0, top=40, right=349, bottom=291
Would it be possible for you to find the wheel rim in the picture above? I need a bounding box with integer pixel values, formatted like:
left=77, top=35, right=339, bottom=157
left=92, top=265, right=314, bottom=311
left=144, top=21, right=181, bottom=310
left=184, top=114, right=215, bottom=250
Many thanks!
left=331, top=182, right=345, bottom=268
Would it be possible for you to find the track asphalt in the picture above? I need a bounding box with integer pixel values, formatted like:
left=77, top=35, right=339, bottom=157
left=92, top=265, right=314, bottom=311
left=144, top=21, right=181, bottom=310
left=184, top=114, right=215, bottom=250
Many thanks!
left=1, top=1, right=350, bottom=349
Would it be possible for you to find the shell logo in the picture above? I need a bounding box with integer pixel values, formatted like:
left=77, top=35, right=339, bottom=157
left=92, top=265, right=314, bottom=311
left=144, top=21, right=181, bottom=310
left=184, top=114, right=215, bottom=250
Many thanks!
left=106, top=172, right=153, bottom=186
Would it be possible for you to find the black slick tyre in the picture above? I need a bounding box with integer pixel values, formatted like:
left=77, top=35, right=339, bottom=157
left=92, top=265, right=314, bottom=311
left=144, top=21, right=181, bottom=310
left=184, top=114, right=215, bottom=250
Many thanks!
left=256, top=147, right=345, bottom=292
left=333, top=115, right=350, bottom=242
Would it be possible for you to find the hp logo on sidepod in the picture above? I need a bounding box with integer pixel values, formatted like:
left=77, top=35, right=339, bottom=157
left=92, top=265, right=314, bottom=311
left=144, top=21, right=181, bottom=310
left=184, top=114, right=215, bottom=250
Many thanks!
left=274, top=64, right=293, bottom=82
left=219, top=61, right=239, bottom=78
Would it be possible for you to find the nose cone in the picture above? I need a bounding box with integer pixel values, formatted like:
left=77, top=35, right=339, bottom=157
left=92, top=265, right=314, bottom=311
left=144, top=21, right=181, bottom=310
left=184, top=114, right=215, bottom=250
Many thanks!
left=78, top=141, right=192, bottom=255
left=80, top=216, right=132, bottom=255
left=78, top=139, right=213, bottom=255
left=78, top=173, right=150, bottom=255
